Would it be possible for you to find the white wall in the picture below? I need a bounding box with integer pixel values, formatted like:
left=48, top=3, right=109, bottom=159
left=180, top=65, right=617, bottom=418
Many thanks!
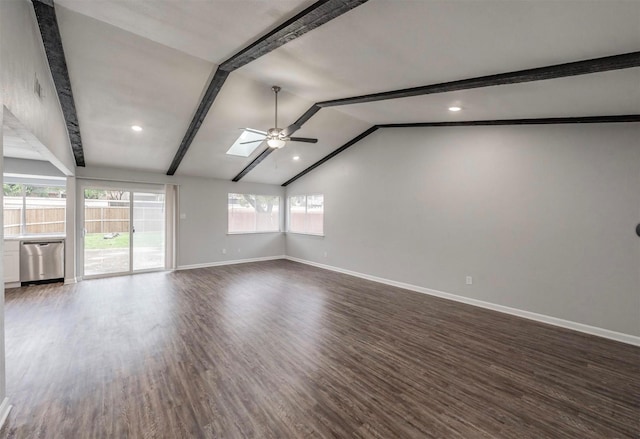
left=75, top=167, right=286, bottom=271
left=285, top=124, right=640, bottom=337
left=0, top=77, right=7, bottom=417
left=0, top=0, right=75, bottom=175
left=176, top=176, right=285, bottom=267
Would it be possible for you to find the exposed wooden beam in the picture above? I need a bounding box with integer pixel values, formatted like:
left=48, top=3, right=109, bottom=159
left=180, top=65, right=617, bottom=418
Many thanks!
left=317, top=52, right=640, bottom=108
left=378, top=115, right=640, bottom=128
left=281, top=126, right=379, bottom=186
left=280, top=52, right=640, bottom=141
left=167, top=0, right=370, bottom=175
left=32, top=0, right=85, bottom=167
left=281, top=115, right=640, bottom=187
left=167, top=69, right=229, bottom=175
left=232, top=147, right=273, bottom=182
left=282, top=104, right=322, bottom=136
left=220, top=0, right=368, bottom=72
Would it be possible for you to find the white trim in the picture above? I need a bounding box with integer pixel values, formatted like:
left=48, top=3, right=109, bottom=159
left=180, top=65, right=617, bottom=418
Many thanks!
left=177, top=255, right=285, bottom=271
left=82, top=268, right=166, bottom=281
left=0, top=398, right=12, bottom=430
left=64, top=277, right=77, bottom=285
left=226, top=231, right=282, bottom=235
left=285, top=232, right=325, bottom=237
left=4, top=282, right=20, bottom=289
left=285, top=256, right=640, bottom=347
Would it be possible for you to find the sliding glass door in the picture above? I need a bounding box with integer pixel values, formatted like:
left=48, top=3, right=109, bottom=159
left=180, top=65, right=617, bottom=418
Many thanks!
left=132, top=192, right=165, bottom=271
left=83, top=188, right=165, bottom=278
left=83, top=188, right=130, bottom=277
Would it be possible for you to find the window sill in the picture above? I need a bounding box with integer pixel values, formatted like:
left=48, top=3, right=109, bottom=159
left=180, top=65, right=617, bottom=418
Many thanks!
left=227, top=231, right=282, bottom=235
left=286, top=232, right=325, bottom=237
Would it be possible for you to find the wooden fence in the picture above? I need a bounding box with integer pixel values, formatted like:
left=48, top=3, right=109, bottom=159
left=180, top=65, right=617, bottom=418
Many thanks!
left=3, top=206, right=163, bottom=235
left=84, top=207, right=130, bottom=234
left=289, top=211, right=323, bottom=234
left=4, top=208, right=66, bottom=235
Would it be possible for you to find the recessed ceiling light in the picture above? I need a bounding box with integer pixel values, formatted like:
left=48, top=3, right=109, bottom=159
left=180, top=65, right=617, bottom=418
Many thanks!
left=448, top=106, right=462, bottom=112
left=293, top=156, right=300, bottom=161
left=131, top=125, right=143, bottom=132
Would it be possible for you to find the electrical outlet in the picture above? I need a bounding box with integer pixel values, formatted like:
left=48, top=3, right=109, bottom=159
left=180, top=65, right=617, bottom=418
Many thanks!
left=179, top=213, right=186, bottom=220
left=323, top=251, right=328, bottom=258
left=222, top=248, right=226, bottom=255
left=466, top=276, right=473, bottom=285
left=237, top=248, right=241, bottom=253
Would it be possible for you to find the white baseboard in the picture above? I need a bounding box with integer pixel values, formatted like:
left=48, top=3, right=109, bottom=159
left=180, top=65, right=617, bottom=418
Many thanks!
left=0, top=397, right=12, bottom=430
left=64, top=277, right=77, bottom=285
left=285, top=256, right=640, bottom=347
left=177, top=255, right=286, bottom=271
left=4, top=282, right=20, bottom=289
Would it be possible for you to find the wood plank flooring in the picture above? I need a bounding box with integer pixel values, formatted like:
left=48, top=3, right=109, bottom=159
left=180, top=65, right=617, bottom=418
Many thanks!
left=1, top=260, right=638, bottom=438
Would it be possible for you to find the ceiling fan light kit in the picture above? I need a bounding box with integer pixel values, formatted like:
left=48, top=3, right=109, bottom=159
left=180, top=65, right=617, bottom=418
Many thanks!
left=241, top=85, right=319, bottom=150
left=267, top=138, right=286, bottom=149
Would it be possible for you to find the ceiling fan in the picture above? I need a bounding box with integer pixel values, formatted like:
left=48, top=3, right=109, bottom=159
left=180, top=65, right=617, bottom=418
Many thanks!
left=241, top=86, right=318, bottom=149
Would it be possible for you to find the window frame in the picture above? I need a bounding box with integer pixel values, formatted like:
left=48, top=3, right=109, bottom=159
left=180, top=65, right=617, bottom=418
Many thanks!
left=227, top=193, right=282, bottom=235
left=287, top=194, right=324, bottom=236
left=3, top=182, right=67, bottom=237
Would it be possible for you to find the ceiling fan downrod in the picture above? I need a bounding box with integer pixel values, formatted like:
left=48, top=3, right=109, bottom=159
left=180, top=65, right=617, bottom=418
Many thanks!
left=272, top=85, right=281, bottom=131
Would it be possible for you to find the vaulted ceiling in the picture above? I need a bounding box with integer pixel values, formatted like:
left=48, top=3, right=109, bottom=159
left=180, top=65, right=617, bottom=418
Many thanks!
left=49, top=0, right=640, bottom=185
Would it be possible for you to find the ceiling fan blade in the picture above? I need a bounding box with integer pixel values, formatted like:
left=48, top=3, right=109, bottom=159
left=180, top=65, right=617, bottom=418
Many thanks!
left=240, top=139, right=265, bottom=144
left=289, top=137, right=318, bottom=144
left=242, top=128, right=268, bottom=135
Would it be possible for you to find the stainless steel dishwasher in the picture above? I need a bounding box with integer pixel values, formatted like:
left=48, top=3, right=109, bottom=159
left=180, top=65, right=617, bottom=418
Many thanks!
left=20, top=241, right=65, bottom=283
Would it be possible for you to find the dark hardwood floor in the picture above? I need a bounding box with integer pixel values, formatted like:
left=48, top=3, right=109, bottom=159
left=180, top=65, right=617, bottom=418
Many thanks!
left=1, top=260, right=638, bottom=438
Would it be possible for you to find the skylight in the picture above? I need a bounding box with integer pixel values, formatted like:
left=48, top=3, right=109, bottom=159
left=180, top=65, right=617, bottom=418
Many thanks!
left=226, top=129, right=265, bottom=157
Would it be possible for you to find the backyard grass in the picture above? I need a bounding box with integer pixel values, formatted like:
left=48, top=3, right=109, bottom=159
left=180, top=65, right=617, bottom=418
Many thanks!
left=84, top=232, right=163, bottom=249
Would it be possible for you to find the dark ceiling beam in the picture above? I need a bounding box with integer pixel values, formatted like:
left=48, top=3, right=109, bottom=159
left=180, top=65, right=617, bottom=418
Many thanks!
left=231, top=147, right=274, bottom=182
left=167, top=69, right=229, bottom=175
left=280, top=52, right=640, bottom=140
left=32, top=0, right=85, bottom=167
left=281, top=126, right=379, bottom=186
left=317, top=52, right=640, bottom=108
left=282, top=105, right=322, bottom=136
left=281, top=115, right=640, bottom=187
left=220, top=0, right=368, bottom=72
left=167, top=0, right=370, bottom=175
left=378, top=115, right=640, bottom=128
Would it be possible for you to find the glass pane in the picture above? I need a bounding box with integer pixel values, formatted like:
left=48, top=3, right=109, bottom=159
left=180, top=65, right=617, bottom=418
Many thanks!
left=3, top=184, right=23, bottom=236
left=133, top=192, right=165, bottom=271
left=24, top=185, right=66, bottom=234
left=255, top=195, right=279, bottom=232
left=84, top=189, right=130, bottom=276
left=307, top=195, right=324, bottom=235
left=228, top=193, right=256, bottom=233
left=288, top=195, right=306, bottom=233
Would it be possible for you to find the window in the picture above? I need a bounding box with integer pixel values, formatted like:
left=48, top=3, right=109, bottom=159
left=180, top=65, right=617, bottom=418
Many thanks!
left=228, top=193, right=280, bottom=233
left=3, top=183, right=66, bottom=236
left=288, top=194, right=324, bottom=235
